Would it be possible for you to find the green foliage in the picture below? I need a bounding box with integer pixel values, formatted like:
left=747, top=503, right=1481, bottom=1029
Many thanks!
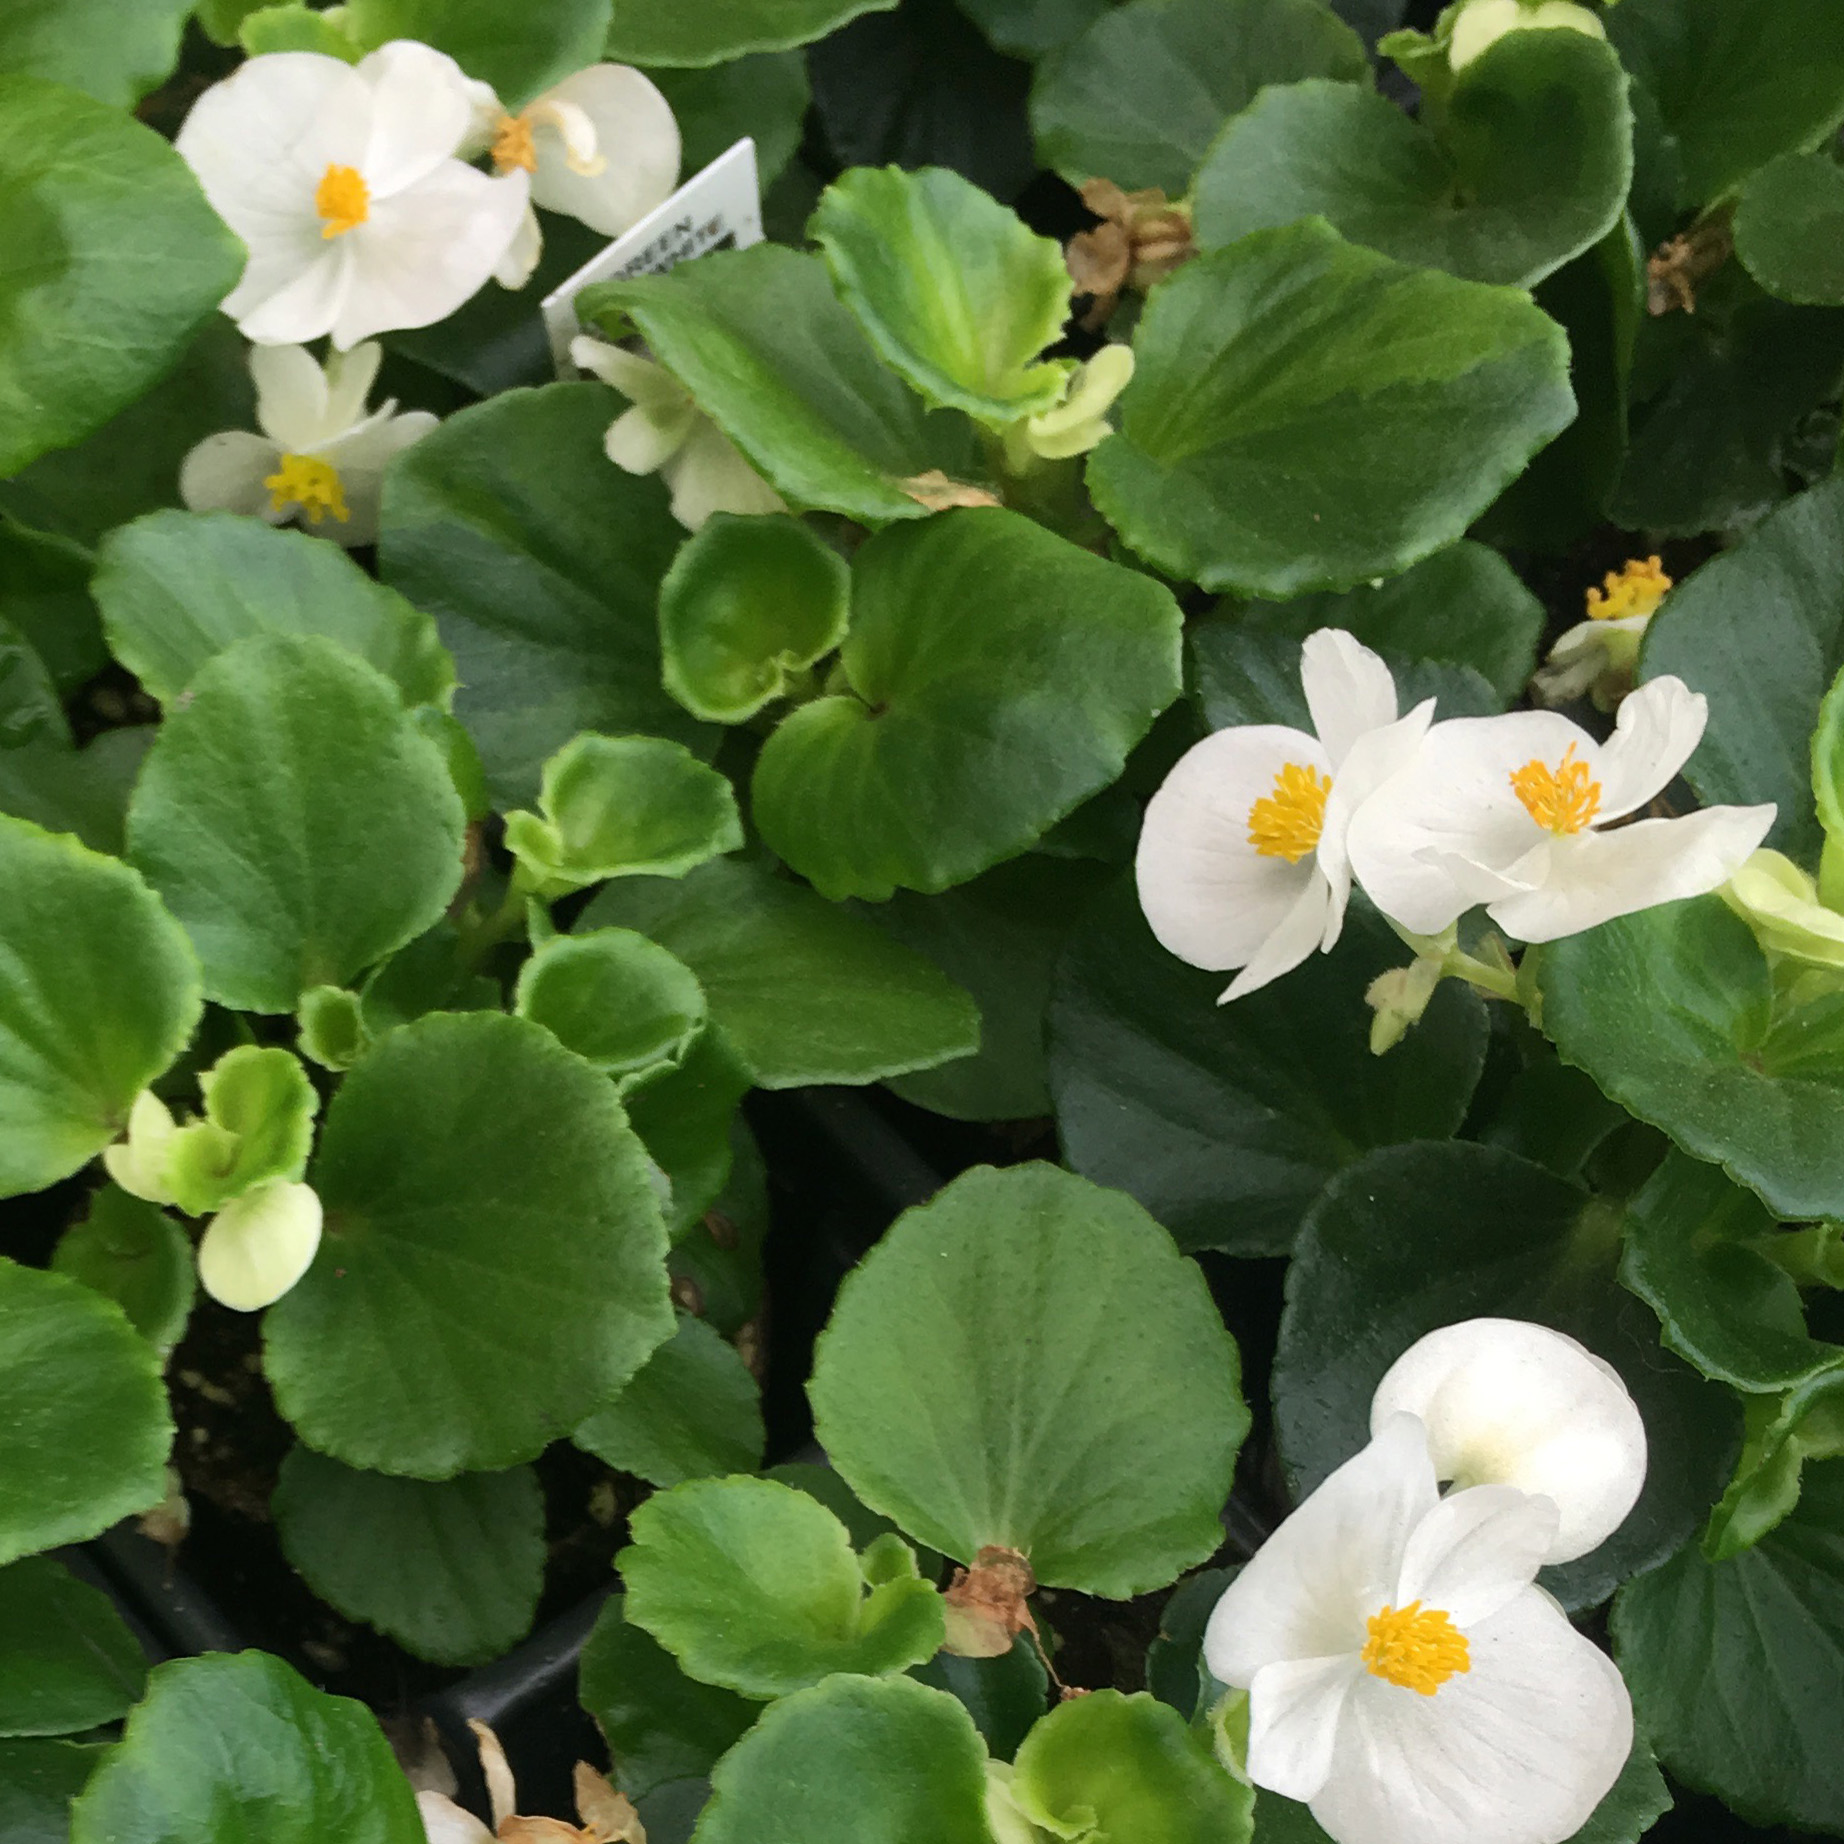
left=1735, top=153, right=1844, bottom=305
left=0, top=0, right=189, bottom=107
left=648, top=54, right=811, bottom=187
left=0, top=1556, right=146, bottom=1737
left=606, top=0, right=898, bottom=65
left=516, top=929, right=707, bottom=1082
left=51, top=1187, right=194, bottom=1351
left=161, top=1045, right=318, bottom=1218
left=343, top=0, right=610, bottom=104
left=0, top=1740, right=104, bottom=1844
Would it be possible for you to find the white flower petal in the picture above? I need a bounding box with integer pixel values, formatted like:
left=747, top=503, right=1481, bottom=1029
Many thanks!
left=661, top=419, right=786, bottom=529
left=572, top=337, right=689, bottom=409
left=604, top=400, right=695, bottom=475
left=1300, top=628, right=1399, bottom=767
left=179, top=431, right=285, bottom=521
left=357, top=39, right=475, bottom=196
left=1222, top=868, right=1332, bottom=1001
left=196, top=1180, right=323, bottom=1313
left=1394, top=1484, right=1558, bottom=1627
left=1593, top=676, right=1708, bottom=820
left=318, top=411, right=439, bottom=546
left=1309, top=1587, right=1632, bottom=1844
left=1135, top=725, right=1330, bottom=973
left=528, top=64, right=681, bottom=237
left=1248, top=1653, right=1364, bottom=1802
left=1205, top=1414, right=1438, bottom=1688
left=250, top=343, right=331, bottom=449
left=1372, top=1319, right=1646, bottom=1565
left=236, top=243, right=356, bottom=348
left=1317, top=697, right=1436, bottom=940
left=321, top=341, right=385, bottom=436
left=417, top=1791, right=496, bottom=1844
left=494, top=203, right=544, bottom=289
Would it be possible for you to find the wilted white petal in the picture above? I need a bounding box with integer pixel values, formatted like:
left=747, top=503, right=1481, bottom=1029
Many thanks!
left=196, top=1180, right=323, bottom=1313
left=528, top=64, right=681, bottom=237
left=1392, top=1483, right=1558, bottom=1626
left=1248, top=1652, right=1363, bottom=1801
left=1591, top=676, right=1708, bottom=820
left=179, top=431, right=286, bottom=522
left=417, top=1791, right=495, bottom=1844
left=1300, top=628, right=1398, bottom=766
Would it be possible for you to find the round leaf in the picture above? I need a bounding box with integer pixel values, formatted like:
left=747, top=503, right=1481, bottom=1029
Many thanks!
left=809, top=1161, right=1248, bottom=1597
left=0, top=1557, right=146, bottom=1738
left=1736, top=152, right=1844, bottom=306
left=0, top=0, right=192, bottom=105
left=516, top=928, right=706, bottom=1081
left=342, top=0, right=608, bottom=105
left=264, top=1012, right=675, bottom=1477
left=51, top=1187, right=195, bottom=1351
left=606, top=0, right=896, bottom=65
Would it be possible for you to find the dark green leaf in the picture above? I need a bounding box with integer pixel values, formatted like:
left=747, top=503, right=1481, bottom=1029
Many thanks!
left=647, top=54, right=810, bottom=188
left=0, top=518, right=104, bottom=693
left=0, top=1558, right=146, bottom=1738
left=910, top=1637, right=1047, bottom=1761
left=606, top=0, right=896, bottom=64
left=1736, top=152, right=1844, bottom=305
left=344, top=0, right=610, bottom=105
left=51, top=1187, right=194, bottom=1352
left=0, top=731, right=149, bottom=859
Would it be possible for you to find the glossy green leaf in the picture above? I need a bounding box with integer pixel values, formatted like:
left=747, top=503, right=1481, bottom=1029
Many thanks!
left=272, top=1448, right=544, bottom=1666
left=0, top=815, right=201, bottom=1197
left=580, top=246, right=978, bottom=526
left=812, top=165, right=1072, bottom=423
left=1275, top=1141, right=1738, bottom=1611
left=1030, top=0, right=1368, bottom=195
left=344, top=0, right=609, bottom=104
left=810, top=1161, right=1247, bottom=1597
left=754, top=508, right=1182, bottom=900
left=0, top=1557, right=146, bottom=1738
left=379, top=384, right=707, bottom=807
left=0, top=1739, right=102, bottom=1844
left=0, top=77, right=241, bottom=480
left=1735, top=153, right=1844, bottom=305
left=264, top=1012, right=675, bottom=1478
left=127, top=635, right=466, bottom=1015
left=69, top=1652, right=424, bottom=1844
left=0, top=1261, right=172, bottom=1568
left=607, top=0, right=895, bottom=64
left=911, top=1638, right=1048, bottom=1762
left=0, top=518, right=103, bottom=693
left=95, top=512, right=452, bottom=710
left=516, top=929, right=706, bottom=1082
left=1702, top=1362, right=1844, bottom=1560
left=620, top=1475, right=944, bottom=1698
left=575, top=1313, right=762, bottom=1486
left=648, top=54, right=810, bottom=188
left=1049, top=883, right=1486, bottom=1255
left=1088, top=220, right=1576, bottom=596
left=584, top=856, right=980, bottom=1087
left=51, top=1187, right=194, bottom=1351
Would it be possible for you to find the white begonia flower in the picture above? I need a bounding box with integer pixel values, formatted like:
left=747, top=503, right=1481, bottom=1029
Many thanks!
left=195, top=1179, right=323, bottom=1313
left=1370, top=1319, right=1647, bottom=1564
left=1449, top=0, right=1605, bottom=70
left=103, top=1091, right=181, bottom=1207
left=1203, top=1413, right=1632, bottom=1844
left=1724, top=848, right=1844, bottom=969
left=1533, top=556, right=1673, bottom=710
left=1346, top=676, right=1776, bottom=944
left=570, top=335, right=785, bottom=531
left=465, top=65, right=681, bottom=288
left=179, top=341, right=437, bottom=547
left=176, top=41, right=530, bottom=349
left=1135, top=629, right=1435, bottom=1001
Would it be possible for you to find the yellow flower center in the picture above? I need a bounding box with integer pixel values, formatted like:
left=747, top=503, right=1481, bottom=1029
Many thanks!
left=491, top=111, right=538, bottom=174
left=1248, top=762, right=1331, bottom=863
left=1586, top=554, right=1672, bottom=622
left=1510, top=741, right=1601, bottom=835
left=264, top=454, right=350, bottom=526
left=1362, top=1600, right=1470, bottom=1696
left=314, top=162, right=370, bottom=239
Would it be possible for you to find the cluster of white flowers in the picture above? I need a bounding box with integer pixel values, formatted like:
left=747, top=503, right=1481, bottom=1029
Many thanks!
left=1137, top=627, right=1774, bottom=1006
left=1207, top=1318, right=1647, bottom=1844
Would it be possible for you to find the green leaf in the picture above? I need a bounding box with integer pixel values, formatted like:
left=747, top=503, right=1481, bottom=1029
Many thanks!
left=160, top=1045, right=318, bottom=1219
left=0, top=77, right=241, bottom=480
left=626, top=1027, right=757, bottom=1240
left=127, top=636, right=464, bottom=1016
left=516, top=929, right=706, bottom=1082
left=754, top=508, right=1182, bottom=900
left=811, top=165, right=1072, bottom=424
left=911, top=1638, right=1048, bottom=1761
left=344, top=0, right=610, bottom=105
left=1735, top=153, right=1844, bottom=305
left=95, top=512, right=452, bottom=711
left=239, top=3, right=362, bottom=55
left=622, top=1476, right=943, bottom=1699
left=272, top=1448, right=544, bottom=1666
left=810, top=1161, right=1248, bottom=1597
left=0, top=731, right=150, bottom=859
left=0, top=0, right=191, bottom=104
left=379, top=384, right=709, bottom=809
left=0, top=816, right=201, bottom=1197
left=1702, top=1362, right=1844, bottom=1559
left=1194, top=34, right=1631, bottom=289
left=583, top=855, right=980, bottom=1087
left=575, top=1312, right=762, bottom=1486
left=0, top=1557, right=146, bottom=1738
left=960, top=0, right=1112, bottom=57
left=69, top=1652, right=424, bottom=1844
left=0, top=517, right=103, bottom=694
left=0, top=1261, right=172, bottom=1567
left=1087, top=220, right=1576, bottom=596
left=648, top=53, right=809, bottom=188
left=1146, top=1567, right=1236, bottom=1721
left=1606, top=0, right=1844, bottom=208
left=1612, top=1460, right=1844, bottom=1831
left=263, top=1012, right=675, bottom=1478
left=0, top=1739, right=103, bottom=1844
left=1049, top=883, right=1486, bottom=1256
left=1274, top=1140, right=1739, bottom=1610
left=1012, top=1690, right=1254, bottom=1844
left=691, top=1674, right=991, bottom=1844
left=51, top=1187, right=194, bottom=1351
left=659, top=513, right=851, bottom=726
left=581, top=246, right=978, bottom=527
left=606, top=0, right=896, bottom=64
left=1030, top=0, right=1368, bottom=195
left=0, top=613, right=69, bottom=752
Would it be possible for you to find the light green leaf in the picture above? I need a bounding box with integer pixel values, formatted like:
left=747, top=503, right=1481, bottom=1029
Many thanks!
left=127, top=635, right=466, bottom=1015
left=575, top=1313, right=762, bottom=1486
left=0, top=1739, right=103, bottom=1844
left=379, top=384, right=709, bottom=808
left=810, top=1161, right=1248, bottom=1597
left=1088, top=220, right=1576, bottom=596
left=95, top=512, right=452, bottom=710
left=272, top=1449, right=544, bottom=1666
left=753, top=508, right=1182, bottom=900
left=1274, top=1140, right=1739, bottom=1610
left=297, top=986, right=370, bottom=1073
left=516, top=929, right=706, bottom=1082
left=239, top=3, right=362, bottom=55
left=811, top=165, right=1072, bottom=423
left=583, top=856, right=980, bottom=1087
left=0, top=0, right=191, bottom=104
left=0, top=78, right=241, bottom=480
left=344, top=0, right=610, bottom=105
left=69, top=1652, right=424, bottom=1844
left=1735, top=152, right=1844, bottom=306
left=0, top=1557, right=146, bottom=1738
left=263, top=1012, right=675, bottom=1478
left=659, top=514, right=851, bottom=726
left=0, top=1261, right=172, bottom=1568
left=51, top=1187, right=194, bottom=1351
left=646, top=53, right=810, bottom=187
left=161, top=1045, right=318, bottom=1219
left=606, top=0, right=896, bottom=65
left=0, top=815, right=201, bottom=1197
left=1030, top=0, right=1368, bottom=195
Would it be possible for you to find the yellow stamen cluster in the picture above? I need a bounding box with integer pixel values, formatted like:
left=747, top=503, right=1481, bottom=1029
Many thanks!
left=265, top=454, right=350, bottom=526
left=1510, top=741, right=1601, bottom=836
left=314, top=163, right=370, bottom=239
left=1586, top=554, right=1671, bottom=622
left=1248, top=762, right=1331, bottom=863
left=491, top=112, right=538, bottom=174
left=1362, top=1600, right=1470, bottom=1695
